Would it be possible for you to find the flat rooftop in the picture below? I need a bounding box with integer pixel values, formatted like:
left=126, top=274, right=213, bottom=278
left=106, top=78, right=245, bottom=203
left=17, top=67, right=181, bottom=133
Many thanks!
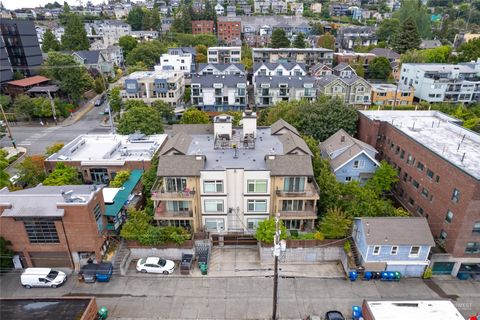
left=0, top=298, right=95, bottom=320
left=253, top=47, right=333, bottom=52
left=187, top=128, right=283, bottom=170
left=47, top=134, right=167, bottom=163
left=402, top=63, right=477, bottom=73
left=364, top=300, right=464, bottom=320
left=360, top=110, right=480, bottom=180
left=125, top=70, right=178, bottom=80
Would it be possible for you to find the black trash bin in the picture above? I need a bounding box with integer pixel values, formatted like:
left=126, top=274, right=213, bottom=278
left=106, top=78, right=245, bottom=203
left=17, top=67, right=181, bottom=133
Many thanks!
left=180, top=254, right=193, bottom=275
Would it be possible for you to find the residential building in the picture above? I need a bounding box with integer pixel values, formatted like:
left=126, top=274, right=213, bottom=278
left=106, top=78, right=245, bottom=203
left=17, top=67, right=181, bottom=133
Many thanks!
left=254, top=75, right=316, bottom=107
left=419, top=39, right=442, bottom=49
left=88, top=20, right=131, bottom=47
left=158, top=47, right=197, bottom=75
left=197, top=63, right=246, bottom=75
left=114, top=3, right=132, bottom=19
left=3, top=75, right=50, bottom=97
left=45, top=134, right=167, bottom=184
left=226, top=5, right=237, bottom=17
left=352, top=217, right=434, bottom=277
left=453, top=32, right=480, bottom=48
left=192, top=20, right=215, bottom=35
left=119, top=70, right=185, bottom=106
left=310, top=3, right=322, bottom=13
left=290, top=3, right=304, bottom=16
left=217, top=17, right=241, bottom=45
left=399, top=61, right=480, bottom=104
left=253, top=62, right=307, bottom=79
left=0, top=37, right=13, bottom=84
left=252, top=48, right=334, bottom=68
left=152, top=114, right=319, bottom=233
left=72, top=50, right=114, bottom=77
left=334, top=52, right=376, bottom=67
left=207, top=46, right=241, bottom=64
left=191, top=74, right=247, bottom=111
left=0, top=185, right=107, bottom=270
left=369, top=48, right=400, bottom=64
left=371, top=83, right=414, bottom=107
left=241, top=16, right=311, bottom=37
left=330, top=4, right=350, bottom=16
left=315, top=63, right=372, bottom=107
left=101, top=45, right=124, bottom=67
left=357, top=110, right=480, bottom=277
left=129, top=30, right=159, bottom=41
left=0, top=19, right=43, bottom=81
left=361, top=300, right=464, bottom=320
left=336, top=26, right=378, bottom=50
left=310, top=63, right=333, bottom=77
left=215, top=3, right=225, bottom=15
left=320, top=129, right=379, bottom=184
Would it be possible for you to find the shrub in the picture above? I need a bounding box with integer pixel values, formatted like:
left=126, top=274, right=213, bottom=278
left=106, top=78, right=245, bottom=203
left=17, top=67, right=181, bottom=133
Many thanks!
left=423, top=267, right=433, bottom=279
left=255, top=217, right=287, bottom=244
left=110, top=170, right=130, bottom=187
left=314, top=231, right=325, bottom=240
left=343, top=241, right=351, bottom=254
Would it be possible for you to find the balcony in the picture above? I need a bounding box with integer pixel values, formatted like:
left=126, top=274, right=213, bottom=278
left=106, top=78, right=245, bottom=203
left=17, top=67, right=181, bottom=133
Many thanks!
left=155, top=202, right=193, bottom=220
left=279, top=203, right=317, bottom=219
left=275, top=180, right=320, bottom=199
left=151, top=179, right=196, bottom=200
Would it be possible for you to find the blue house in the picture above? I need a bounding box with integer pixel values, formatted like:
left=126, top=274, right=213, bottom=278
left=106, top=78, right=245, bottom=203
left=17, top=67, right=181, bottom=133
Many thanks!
left=320, top=129, right=379, bottom=184
left=352, top=217, right=435, bottom=277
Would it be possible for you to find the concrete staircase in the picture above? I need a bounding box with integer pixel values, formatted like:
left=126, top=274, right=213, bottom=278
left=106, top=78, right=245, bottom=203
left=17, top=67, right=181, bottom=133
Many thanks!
left=112, top=238, right=129, bottom=275
left=348, top=237, right=362, bottom=269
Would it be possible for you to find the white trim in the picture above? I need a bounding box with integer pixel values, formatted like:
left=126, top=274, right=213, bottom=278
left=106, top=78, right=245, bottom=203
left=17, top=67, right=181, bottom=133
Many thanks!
left=409, top=246, right=421, bottom=258
left=386, top=260, right=429, bottom=266
left=390, top=246, right=398, bottom=255
left=372, top=245, right=381, bottom=255
left=333, top=150, right=381, bottom=173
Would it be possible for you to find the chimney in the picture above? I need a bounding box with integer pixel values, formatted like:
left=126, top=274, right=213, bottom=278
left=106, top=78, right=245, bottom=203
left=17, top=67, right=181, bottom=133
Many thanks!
left=242, top=108, right=257, bottom=138
left=213, top=114, right=232, bottom=140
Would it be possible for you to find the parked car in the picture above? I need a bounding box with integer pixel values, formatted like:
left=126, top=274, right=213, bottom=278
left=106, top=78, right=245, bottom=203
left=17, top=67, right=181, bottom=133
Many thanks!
left=325, top=311, right=345, bottom=320
left=136, top=257, right=175, bottom=274
left=21, top=268, right=67, bottom=289
left=94, top=95, right=106, bottom=107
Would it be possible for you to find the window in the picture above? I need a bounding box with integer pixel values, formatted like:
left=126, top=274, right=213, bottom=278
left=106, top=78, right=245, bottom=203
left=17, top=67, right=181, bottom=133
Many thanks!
left=345, top=176, right=352, bottom=182
left=166, top=201, right=190, bottom=212
left=417, top=207, right=424, bottom=215
left=421, top=188, right=429, bottom=198
left=439, top=230, right=447, bottom=241
left=247, top=180, right=267, bottom=193
left=205, top=218, right=224, bottom=231
left=372, top=246, right=381, bottom=255
left=283, top=177, right=305, bottom=192
left=353, top=160, right=360, bottom=168
left=408, top=197, right=415, bottom=206
left=465, top=242, right=480, bottom=254
left=406, top=154, right=415, bottom=165
left=409, top=246, right=420, bottom=257
left=203, top=180, right=223, bottom=193
left=391, top=246, right=398, bottom=255
left=247, top=199, right=267, bottom=212
left=247, top=219, right=264, bottom=230
left=204, top=199, right=224, bottom=212
left=451, top=188, right=460, bottom=203
left=473, top=222, right=480, bottom=234
left=417, top=162, right=424, bottom=171
left=23, top=219, right=59, bottom=243
left=403, top=172, right=408, bottom=182
left=400, top=149, right=405, bottom=159
left=395, top=146, right=400, bottom=155
left=165, top=177, right=187, bottom=192
left=426, top=169, right=434, bottom=179
left=435, top=175, right=440, bottom=183
left=445, top=210, right=453, bottom=223
left=282, top=200, right=303, bottom=211
left=284, top=219, right=301, bottom=230
left=126, top=82, right=136, bottom=90
left=412, top=180, right=420, bottom=189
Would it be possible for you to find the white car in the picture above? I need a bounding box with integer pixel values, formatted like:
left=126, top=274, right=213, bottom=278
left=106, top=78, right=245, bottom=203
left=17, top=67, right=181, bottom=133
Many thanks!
left=136, top=257, right=175, bottom=274
left=21, top=268, right=67, bottom=289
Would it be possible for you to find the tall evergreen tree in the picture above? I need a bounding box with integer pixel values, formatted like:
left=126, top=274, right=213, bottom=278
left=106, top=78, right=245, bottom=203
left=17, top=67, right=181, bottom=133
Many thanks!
left=293, top=32, right=306, bottom=48
left=271, top=28, right=290, bottom=48
left=392, top=18, right=421, bottom=53
left=126, top=7, right=145, bottom=31
left=42, top=28, right=60, bottom=52
left=61, top=14, right=90, bottom=50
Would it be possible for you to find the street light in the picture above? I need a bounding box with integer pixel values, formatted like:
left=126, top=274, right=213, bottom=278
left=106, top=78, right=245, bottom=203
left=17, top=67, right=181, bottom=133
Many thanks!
left=272, top=213, right=286, bottom=320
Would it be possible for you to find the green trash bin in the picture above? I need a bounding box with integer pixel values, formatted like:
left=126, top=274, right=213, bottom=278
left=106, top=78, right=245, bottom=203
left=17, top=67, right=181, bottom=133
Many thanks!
left=200, top=263, right=208, bottom=275
left=98, top=306, right=108, bottom=319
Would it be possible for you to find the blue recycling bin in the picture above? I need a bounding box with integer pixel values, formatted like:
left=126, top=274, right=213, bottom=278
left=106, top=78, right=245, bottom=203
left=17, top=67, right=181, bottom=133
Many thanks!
left=363, top=271, right=372, bottom=280
left=381, top=271, right=389, bottom=280
left=387, top=272, right=395, bottom=281
left=352, top=305, right=362, bottom=320
left=349, top=271, right=358, bottom=281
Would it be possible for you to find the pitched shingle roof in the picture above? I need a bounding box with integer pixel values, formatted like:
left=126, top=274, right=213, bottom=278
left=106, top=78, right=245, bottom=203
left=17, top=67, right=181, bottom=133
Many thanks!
left=160, top=132, right=192, bottom=155
left=255, top=75, right=315, bottom=88
left=172, top=124, right=214, bottom=136
left=157, top=155, right=205, bottom=176
left=369, top=48, right=400, bottom=60
left=270, top=119, right=300, bottom=136
left=266, top=155, right=313, bottom=176
left=356, top=217, right=435, bottom=246
left=279, top=130, right=312, bottom=156
left=191, top=74, right=246, bottom=87
left=73, top=50, right=101, bottom=64
left=253, top=62, right=307, bottom=73
left=197, top=63, right=245, bottom=73
left=333, top=63, right=350, bottom=71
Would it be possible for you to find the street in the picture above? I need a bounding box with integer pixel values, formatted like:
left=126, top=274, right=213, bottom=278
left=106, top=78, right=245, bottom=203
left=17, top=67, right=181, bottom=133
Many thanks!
left=0, top=103, right=110, bottom=156
left=1, top=272, right=479, bottom=319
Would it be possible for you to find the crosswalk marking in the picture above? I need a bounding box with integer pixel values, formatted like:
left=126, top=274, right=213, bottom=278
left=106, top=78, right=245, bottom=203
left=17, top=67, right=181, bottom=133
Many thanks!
left=17, top=126, right=61, bottom=146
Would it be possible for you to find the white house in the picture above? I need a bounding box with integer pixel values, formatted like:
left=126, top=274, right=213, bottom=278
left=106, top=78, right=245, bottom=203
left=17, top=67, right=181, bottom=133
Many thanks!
left=191, top=74, right=247, bottom=111
left=157, top=47, right=197, bottom=75
left=215, top=3, right=225, bottom=15
left=207, top=46, right=241, bottom=64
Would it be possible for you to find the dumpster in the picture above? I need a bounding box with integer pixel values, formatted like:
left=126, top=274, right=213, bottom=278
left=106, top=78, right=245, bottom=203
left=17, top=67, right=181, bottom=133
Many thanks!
left=98, top=306, right=108, bottom=319
left=180, top=254, right=194, bottom=275
left=79, top=263, right=97, bottom=283
left=96, top=262, right=113, bottom=282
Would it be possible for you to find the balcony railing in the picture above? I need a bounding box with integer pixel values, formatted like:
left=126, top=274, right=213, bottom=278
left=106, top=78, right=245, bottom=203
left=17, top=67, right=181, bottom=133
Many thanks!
left=151, top=178, right=196, bottom=199
left=155, top=203, right=193, bottom=220
left=278, top=209, right=317, bottom=219
left=275, top=179, right=320, bottom=198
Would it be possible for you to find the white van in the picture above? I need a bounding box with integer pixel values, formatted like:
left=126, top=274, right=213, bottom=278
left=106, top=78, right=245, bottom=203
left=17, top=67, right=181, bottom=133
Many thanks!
left=21, top=268, right=67, bottom=289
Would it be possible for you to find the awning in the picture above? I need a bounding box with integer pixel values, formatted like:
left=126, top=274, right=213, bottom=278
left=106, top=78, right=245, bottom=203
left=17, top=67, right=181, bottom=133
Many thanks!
left=104, top=169, right=143, bottom=217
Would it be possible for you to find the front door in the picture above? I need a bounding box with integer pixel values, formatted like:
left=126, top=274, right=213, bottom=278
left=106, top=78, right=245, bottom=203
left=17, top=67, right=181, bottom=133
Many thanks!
left=90, top=168, right=109, bottom=184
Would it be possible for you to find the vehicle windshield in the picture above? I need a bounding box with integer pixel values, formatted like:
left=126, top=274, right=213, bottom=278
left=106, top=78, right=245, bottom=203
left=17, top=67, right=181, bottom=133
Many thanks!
left=46, top=270, right=59, bottom=280
left=158, top=259, right=166, bottom=267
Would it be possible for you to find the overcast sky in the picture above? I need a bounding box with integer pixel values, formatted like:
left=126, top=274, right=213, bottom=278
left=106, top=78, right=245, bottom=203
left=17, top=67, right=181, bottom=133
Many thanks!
left=2, top=0, right=106, bottom=10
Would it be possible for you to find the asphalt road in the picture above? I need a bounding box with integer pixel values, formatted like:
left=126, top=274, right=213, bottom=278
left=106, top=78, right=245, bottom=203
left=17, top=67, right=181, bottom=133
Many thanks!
left=1, top=272, right=479, bottom=319
left=1, top=103, right=111, bottom=156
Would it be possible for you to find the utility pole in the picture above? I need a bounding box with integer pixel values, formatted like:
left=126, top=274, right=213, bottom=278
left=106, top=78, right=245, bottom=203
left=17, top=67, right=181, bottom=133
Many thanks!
left=0, top=104, right=16, bottom=149
left=272, top=212, right=282, bottom=320
left=99, top=71, right=115, bottom=134
left=47, top=90, right=57, bottom=125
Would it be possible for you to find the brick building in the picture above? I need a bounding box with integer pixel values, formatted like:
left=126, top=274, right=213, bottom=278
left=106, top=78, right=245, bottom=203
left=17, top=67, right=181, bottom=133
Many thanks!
left=191, top=20, right=214, bottom=35
left=357, top=110, right=480, bottom=278
left=0, top=185, right=107, bottom=270
left=217, top=17, right=241, bottom=45
left=44, top=134, right=167, bottom=184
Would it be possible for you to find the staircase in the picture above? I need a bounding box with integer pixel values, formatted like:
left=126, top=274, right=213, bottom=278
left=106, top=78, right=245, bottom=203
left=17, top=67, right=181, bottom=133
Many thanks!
left=112, top=238, right=129, bottom=275
left=348, top=237, right=362, bottom=270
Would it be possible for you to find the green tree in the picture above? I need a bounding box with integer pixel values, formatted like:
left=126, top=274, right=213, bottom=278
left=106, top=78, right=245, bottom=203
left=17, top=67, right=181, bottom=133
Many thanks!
left=120, top=209, right=152, bottom=240
left=376, top=18, right=401, bottom=43
left=61, top=14, right=89, bottom=50
left=42, top=28, right=61, bottom=52
left=127, top=62, right=149, bottom=74
left=393, top=0, right=431, bottom=38
left=116, top=106, right=164, bottom=135
left=319, top=207, right=352, bottom=239
left=42, top=52, right=94, bottom=102
left=93, top=77, right=106, bottom=94
left=456, top=38, right=480, bottom=63
left=15, top=155, right=46, bottom=188
left=118, top=35, right=138, bottom=58
left=126, top=7, right=145, bottom=31
left=241, top=44, right=253, bottom=70
left=293, top=32, right=307, bottom=48
left=108, top=87, right=122, bottom=112
left=13, top=71, right=24, bottom=80
left=0, top=237, right=14, bottom=272
left=46, top=142, right=64, bottom=156
left=171, top=5, right=192, bottom=33
left=317, top=158, right=341, bottom=213
left=126, top=40, right=166, bottom=68
left=365, top=161, right=398, bottom=195
left=254, top=217, right=287, bottom=244
left=195, top=44, right=208, bottom=63
left=271, top=28, right=290, bottom=48
left=180, top=108, right=210, bottom=124
left=142, top=8, right=162, bottom=31
left=0, top=94, right=11, bottom=107
left=391, top=18, right=422, bottom=54
left=351, top=61, right=365, bottom=77
left=317, top=32, right=335, bottom=50
left=152, top=100, right=175, bottom=122
left=0, top=150, right=11, bottom=189
left=124, top=99, right=147, bottom=110
left=368, top=57, right=392, bottom=80
left=43, top=163, right=82, bottom=186
left=110, top=170, right=131, bottom=187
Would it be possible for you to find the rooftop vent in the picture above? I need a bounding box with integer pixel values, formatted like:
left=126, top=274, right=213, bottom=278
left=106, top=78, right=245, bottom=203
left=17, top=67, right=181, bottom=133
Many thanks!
left=61, top=190, right=86, bottom=203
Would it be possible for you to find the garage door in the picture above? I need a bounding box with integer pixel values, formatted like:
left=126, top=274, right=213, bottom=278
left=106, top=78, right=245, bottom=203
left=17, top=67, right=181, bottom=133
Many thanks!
left=29, top=252, right=71, bottom=268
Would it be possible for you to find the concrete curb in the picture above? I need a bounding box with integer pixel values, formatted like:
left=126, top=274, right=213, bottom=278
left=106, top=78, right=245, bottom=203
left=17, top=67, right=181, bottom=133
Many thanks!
left=5, top=147, right=27, bottom=171
left=61, top=102, right=95, bottom=127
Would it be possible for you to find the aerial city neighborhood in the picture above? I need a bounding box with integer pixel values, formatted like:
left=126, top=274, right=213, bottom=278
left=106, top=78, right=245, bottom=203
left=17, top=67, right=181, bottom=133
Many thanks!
left=0, top=0, right=479, bottom=318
